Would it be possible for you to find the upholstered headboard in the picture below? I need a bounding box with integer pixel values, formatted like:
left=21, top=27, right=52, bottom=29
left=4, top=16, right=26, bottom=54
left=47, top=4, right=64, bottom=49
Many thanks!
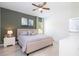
left=17, top=29, right=38, bottom=36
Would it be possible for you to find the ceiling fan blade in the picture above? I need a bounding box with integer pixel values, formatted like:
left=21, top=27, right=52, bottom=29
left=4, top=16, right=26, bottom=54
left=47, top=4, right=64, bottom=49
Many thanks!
left=42, top=8, right=50, bottom=10
left=32, top=3, right=40, bottom=7
left=40, top=2, right=47, bottom=7
left=33, top=9, right=37, bottom=11
left=40, top=10, right=43, bottom=13
left=42, top=2, right=47, bottom=6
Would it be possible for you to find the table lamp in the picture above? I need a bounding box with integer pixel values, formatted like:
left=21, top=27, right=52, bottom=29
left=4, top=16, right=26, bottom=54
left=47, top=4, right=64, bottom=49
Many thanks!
left=7, top=30, right=13, bottom=37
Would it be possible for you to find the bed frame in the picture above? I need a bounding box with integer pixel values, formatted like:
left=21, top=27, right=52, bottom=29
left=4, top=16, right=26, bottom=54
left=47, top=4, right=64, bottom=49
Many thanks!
left=17, top=29, right=53, bottom=56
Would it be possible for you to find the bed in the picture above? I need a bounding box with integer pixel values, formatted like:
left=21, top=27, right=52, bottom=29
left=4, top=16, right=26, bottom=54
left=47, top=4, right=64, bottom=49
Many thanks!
left=17, top=29, right=53, bottom=55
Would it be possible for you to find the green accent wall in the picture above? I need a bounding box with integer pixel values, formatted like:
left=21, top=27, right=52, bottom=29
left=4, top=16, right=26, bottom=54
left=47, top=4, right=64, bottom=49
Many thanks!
left=0, top=8, right=44, bottom=43
left=1, top=8, right=37, bottom=43
left=0, top=8, right=1, bottom=43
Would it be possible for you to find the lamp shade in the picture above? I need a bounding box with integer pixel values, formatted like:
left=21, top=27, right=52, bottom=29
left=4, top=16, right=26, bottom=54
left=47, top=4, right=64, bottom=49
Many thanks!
left=7, top=30, right=13, bottom=35
left=38, top=29, right=42, bottom=34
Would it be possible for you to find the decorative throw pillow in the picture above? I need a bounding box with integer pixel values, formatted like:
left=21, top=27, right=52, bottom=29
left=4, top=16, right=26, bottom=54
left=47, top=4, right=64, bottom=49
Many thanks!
left=20, top=31, right=28, bottom=35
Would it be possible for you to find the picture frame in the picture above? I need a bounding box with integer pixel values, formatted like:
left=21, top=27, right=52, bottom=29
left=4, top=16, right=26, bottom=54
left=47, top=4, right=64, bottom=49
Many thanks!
left=28, top=19, right=34, bottom=26
left=21, top=17, right=28, bottom=26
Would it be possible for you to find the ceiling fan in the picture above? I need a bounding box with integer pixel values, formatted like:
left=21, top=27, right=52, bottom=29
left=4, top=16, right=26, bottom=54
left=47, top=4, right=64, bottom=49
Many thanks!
left=32, top=2, right=50, bottom=13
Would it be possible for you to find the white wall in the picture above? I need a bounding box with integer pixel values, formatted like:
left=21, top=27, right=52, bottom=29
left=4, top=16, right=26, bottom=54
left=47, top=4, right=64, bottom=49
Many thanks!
left=44, top=2, right=79, bottom=41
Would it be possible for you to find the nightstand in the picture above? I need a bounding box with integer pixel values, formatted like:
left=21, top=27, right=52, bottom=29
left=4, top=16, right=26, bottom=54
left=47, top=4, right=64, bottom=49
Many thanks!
left=4, top=37, right=15, bottom=47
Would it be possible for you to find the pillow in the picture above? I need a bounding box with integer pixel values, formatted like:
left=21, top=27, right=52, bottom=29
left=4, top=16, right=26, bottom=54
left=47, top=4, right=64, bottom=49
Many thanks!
left=30, top=31, right=37, bottom=35
left=20, top=31, right=28, bottom=35
left=27, top=31, right=30, bottom=35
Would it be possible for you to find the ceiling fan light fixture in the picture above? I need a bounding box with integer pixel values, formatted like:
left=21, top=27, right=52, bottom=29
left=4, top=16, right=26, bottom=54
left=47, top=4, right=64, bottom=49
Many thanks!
left=32, top=2, right=50, bottom=13
left=38, top=8, right=43, bottom=11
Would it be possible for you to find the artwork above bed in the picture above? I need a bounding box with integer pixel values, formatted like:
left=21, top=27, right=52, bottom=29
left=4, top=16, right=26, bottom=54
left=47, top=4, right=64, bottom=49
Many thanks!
left=21, top=17, right=28, bottom=26
left=28, top=19, right=34, bottom=26
left=21, top=17, right=34, bottom=27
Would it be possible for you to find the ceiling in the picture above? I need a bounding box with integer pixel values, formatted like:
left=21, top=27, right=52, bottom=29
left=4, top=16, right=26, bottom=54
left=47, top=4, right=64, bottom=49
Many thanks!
left=0, top=2, right=77, bottom=18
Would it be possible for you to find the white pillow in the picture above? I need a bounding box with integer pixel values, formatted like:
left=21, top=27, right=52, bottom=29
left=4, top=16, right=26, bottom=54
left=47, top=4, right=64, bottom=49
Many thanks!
left=27, top=31, right=31, bottom=35
left=20, top=31, right=28, bottom=35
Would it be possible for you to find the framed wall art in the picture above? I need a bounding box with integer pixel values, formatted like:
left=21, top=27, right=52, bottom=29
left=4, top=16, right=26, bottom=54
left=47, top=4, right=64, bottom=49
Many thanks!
left=28, top=19, right=34, bottom=26
left=21, top=17, right=28, bottom=26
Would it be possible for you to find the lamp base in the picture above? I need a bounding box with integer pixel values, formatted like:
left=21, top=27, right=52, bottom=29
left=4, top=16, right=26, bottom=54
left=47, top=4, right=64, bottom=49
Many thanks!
left=5, top=34, right=13, bottom=38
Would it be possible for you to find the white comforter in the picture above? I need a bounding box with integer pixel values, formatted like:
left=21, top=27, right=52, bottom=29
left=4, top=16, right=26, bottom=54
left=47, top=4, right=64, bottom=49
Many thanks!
left=18, top=34, right=50, bottom=52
